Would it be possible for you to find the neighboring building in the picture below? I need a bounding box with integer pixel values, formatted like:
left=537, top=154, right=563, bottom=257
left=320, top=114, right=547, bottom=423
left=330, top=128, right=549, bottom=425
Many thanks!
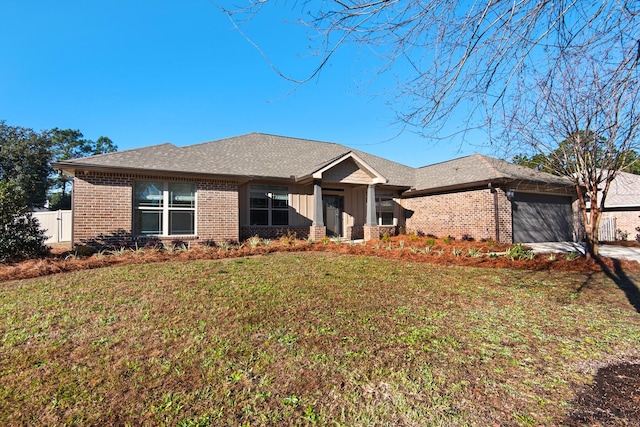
left=598, top=171, right=640, bottom=240
left=52, top=133, right=577, bottom=248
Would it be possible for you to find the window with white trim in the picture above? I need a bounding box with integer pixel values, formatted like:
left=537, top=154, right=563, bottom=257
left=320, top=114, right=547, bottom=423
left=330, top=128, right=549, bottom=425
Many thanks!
left=134, top=181, right=196, bottom=235
left=249, top=185, right=289, bottom=226
left=376, top=193, right=395, bottom=226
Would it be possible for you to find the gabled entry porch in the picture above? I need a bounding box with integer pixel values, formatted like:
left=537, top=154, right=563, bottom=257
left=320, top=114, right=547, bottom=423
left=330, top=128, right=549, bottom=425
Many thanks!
left=296, top=152, right=401, bottom=242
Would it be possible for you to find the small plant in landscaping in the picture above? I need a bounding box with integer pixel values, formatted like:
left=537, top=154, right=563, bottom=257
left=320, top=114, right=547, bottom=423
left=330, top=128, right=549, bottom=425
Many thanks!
left=452, top=248, right=463, bottom=256
left=321, top=237, right=331, bottom=245
left=109, top=247, right=127, bottom=256
left=381, top=233, right=391, bottom=243
left=565, top=251, right=581, bottom=261
left=504, top=244, right=535, bottom=261
left=247, top=235, right=261, bottom=248
left=466, top=248, right=482, bottom=257
left=548, top=253, right=557, bottom=261
left=398, top=240, right=405, bottom=250
left=64, top=252, right=80, bottom=261
left=424, top=245, right=433, bottom=254
left=279, top=230, right=297, bottom=245
left=443, top=236, right=454, bottom=244
left=616, top=229, right=629, bottom=241
left=262, top=238, right=273, bottom=247
left=218, top=241, right=232, bottom=251
left=487, top=252, right=498, bottom=258
left=425, top=237, right=435, bottom=246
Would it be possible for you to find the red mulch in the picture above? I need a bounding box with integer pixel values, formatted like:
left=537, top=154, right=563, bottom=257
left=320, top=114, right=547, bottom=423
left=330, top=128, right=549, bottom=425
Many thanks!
left=1, top=236, right=638, bottom=283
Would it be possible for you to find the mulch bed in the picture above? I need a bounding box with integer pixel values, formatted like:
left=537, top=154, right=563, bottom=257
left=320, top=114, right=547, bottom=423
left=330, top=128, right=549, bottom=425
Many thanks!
left=2, top=235, right=639, bottom=283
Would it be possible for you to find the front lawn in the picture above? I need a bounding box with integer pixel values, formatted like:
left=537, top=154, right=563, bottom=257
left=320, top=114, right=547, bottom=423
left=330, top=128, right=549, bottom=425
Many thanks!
left=1, top=252, right=639, bottom=425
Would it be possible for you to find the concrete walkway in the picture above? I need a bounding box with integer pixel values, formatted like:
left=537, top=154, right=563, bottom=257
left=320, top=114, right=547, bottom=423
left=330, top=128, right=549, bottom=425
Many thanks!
left=525, top=242, right=640, bottom=263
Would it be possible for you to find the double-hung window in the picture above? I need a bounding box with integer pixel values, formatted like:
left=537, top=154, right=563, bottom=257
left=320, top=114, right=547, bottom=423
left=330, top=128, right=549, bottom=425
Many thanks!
left=376, top=193, right=395, bottom=226
left=249, top=185, right=289, bottom=226
left=134, top=181, right=196, bottom=235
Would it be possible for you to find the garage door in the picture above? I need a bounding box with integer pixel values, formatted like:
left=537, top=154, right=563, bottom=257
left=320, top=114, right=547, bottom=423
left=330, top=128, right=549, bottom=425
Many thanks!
left=512, top=193, right=573, bottom=242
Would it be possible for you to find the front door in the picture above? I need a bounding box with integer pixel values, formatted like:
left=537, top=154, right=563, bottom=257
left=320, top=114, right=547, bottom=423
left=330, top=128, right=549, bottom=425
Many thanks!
left=323, top=195, right=344, bottom=237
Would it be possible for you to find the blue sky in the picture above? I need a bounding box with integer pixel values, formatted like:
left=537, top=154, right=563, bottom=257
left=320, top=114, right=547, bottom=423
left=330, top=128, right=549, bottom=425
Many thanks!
left=1, top=0, right=488, bottom=167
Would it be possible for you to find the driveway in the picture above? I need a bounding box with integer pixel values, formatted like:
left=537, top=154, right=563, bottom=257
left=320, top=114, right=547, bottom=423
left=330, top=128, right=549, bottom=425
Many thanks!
left=526, top=242, right=640, bottom=263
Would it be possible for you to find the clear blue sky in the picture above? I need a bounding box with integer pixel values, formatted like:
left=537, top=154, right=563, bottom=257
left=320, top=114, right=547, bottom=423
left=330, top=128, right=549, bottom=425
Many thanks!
left=1, top=0, right=488, bottom=167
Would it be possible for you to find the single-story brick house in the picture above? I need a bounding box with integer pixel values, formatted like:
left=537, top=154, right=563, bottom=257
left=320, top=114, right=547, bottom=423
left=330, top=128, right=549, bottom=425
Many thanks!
left=52, top=133, right=579, bottom=248
left=597, top=171, right=640, bottom=240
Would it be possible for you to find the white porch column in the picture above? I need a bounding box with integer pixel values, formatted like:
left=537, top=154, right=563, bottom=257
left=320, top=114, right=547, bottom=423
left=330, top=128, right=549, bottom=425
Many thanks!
left=312, top=179, right=324, bottom=226
left=366, top=184, right=377, bottom=226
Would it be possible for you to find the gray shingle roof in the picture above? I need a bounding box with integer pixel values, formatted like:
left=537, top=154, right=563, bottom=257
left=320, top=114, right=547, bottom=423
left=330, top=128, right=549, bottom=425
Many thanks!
left=605, top=171, right=640, bottom=207
left=54, top=133, right=574, bottom=192
left=412, top=154, right=573, bottom=192
left=55, top=133, right=416, bottom=187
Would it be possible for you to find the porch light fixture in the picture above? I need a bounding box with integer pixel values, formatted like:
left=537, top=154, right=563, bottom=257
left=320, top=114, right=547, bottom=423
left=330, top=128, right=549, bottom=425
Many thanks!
left=505, top=190, right=515, bottom=200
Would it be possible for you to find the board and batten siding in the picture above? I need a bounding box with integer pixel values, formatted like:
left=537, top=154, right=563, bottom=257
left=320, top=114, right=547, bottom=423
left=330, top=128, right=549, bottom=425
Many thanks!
left=322, top=158, right=377, bottom=185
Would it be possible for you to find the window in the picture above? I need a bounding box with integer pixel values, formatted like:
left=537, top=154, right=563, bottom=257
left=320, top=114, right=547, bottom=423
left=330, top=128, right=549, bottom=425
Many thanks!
left=134, top=181, right=196, bottom=235
left=249, top=185, right=289, bottom=226
left=376, top=194, right=395, bottom=226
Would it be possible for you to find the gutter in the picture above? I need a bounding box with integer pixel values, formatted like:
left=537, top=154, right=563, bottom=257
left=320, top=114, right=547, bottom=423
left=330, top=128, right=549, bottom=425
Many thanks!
left=401, top=179, right=510, bottom=198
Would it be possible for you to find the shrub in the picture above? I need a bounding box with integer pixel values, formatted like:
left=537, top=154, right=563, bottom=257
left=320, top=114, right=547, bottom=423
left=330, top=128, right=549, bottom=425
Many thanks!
left=0, top=181, right=50, bottom=262
left=504, top=244, right=535, bottom=261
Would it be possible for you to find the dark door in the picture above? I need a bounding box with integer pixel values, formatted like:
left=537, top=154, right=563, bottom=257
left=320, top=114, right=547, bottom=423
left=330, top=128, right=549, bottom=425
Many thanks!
left=323, top=195, right=344, bottom=237
left=512, top=193, right=573, bottom=242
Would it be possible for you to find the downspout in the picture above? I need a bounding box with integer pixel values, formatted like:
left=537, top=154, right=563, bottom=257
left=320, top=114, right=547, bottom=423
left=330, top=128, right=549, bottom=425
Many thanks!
left=489, top=183, right=500, bottom=242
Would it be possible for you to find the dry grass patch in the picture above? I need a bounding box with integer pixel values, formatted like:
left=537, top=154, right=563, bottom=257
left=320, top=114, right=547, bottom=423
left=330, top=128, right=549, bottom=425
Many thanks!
left=1, top=252, right=639, bottom=426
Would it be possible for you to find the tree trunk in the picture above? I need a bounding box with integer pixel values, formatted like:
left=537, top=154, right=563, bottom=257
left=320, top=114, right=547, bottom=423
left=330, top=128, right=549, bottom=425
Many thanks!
left=584, top=204, right=602, bottom=259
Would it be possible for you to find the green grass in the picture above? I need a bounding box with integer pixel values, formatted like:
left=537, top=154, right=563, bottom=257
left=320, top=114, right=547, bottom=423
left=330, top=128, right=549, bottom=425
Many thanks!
left=1, top=252, right=639, bottom=426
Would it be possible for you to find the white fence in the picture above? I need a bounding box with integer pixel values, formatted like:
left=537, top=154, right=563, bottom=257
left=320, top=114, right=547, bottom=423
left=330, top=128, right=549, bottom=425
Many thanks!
left=33, top=210, right=72, bottom=243
left=598, top=216, right=616, bottom=242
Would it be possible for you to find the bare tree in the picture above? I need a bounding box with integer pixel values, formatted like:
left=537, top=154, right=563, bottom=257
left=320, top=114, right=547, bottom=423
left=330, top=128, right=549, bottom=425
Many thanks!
left=218, top=1, right=639, bottom=135
left=218, top=1, right=640, bottom=255
left=506, top=48, right=640, bottom=258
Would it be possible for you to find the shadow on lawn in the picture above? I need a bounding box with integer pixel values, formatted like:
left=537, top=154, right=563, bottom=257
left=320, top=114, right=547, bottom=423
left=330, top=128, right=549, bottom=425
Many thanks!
left=597, top=257, right=640, bottom=313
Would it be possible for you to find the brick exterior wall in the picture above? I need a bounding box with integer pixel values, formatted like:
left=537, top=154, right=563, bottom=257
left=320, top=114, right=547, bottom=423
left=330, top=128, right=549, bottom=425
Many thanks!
left=72, top=173, right=134, bottom=247
left=600, top=210, right=640, bottom=241
left=197, top=180, right=239, bottom=244
left=72, top=172, right=238, bottom=248
left=402, top=188, right=512, bottom=243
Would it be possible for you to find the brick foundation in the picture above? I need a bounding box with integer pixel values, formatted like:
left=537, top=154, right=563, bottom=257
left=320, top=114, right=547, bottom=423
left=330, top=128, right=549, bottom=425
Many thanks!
left=309, top=226, right=327, bottom=241
left=239, top=226, right=311, bottom=241
left=363, top=225, right=380, bottom=241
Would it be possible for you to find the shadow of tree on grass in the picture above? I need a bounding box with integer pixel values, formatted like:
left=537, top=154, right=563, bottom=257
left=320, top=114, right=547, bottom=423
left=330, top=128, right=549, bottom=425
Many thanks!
left=596, top=257, right=640, bottom=313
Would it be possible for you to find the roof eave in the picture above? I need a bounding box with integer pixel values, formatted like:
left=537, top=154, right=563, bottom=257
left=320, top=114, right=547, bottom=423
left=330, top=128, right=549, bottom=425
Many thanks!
left=51, top=162, right=260, bottom=184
